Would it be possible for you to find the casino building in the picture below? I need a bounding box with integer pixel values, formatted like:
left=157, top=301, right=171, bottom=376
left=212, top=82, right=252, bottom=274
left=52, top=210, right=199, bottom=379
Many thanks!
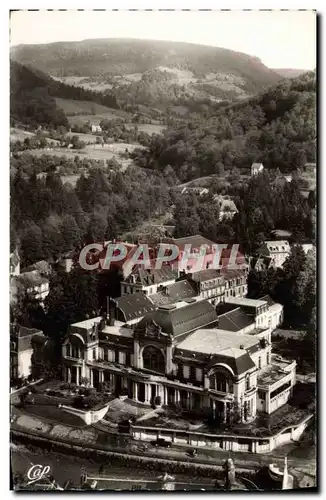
left=62, top=289, right=295, bottom=421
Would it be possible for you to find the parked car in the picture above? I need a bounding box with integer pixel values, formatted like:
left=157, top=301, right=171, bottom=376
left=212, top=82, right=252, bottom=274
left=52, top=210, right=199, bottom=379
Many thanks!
left=150, top=438, right=172, bottom=448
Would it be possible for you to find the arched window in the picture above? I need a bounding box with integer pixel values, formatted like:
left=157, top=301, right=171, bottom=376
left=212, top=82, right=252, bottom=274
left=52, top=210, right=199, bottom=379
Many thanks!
left=143, top=346, right=165, bottom=374
left=209, top=369, right=233, bottom=393
left=66, top=344, right=71, bottom=357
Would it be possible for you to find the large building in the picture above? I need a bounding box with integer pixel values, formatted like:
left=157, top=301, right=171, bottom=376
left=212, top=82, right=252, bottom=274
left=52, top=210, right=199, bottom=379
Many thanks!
left=62, top=292, right=295, bottom=422
left=10, top=324, right=47, bottom=382
left=258, top=240, right=291, bottom=269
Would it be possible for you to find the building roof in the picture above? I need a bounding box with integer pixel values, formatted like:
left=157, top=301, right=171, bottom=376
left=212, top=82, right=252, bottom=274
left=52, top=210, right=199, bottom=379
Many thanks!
left=191, top=268, right=225, bottom=283
left=251, top=162, right=264, bottom=169
left=169, top=234, right=216, bottom=252
left=10, top=324, right=45, bottom=352
left=301, top=244, right=315, bottom=254
left=122, top=265, right=177, bottom=286
left=14, top=270, right=49, bottom=288
left=177, top=328, right=259, bottom=355
left=217, top=307, right=255, bottom=332
left=226, top=297, right=267, bottom=308
left=150, top=280, right=198, bottom=307
left=135, top=299, right=218, bottom=339
left=259, top=294, right=276, bottom=307
left=176, top=329, right=257, bottom=375
left=113, top=293, right=156, bottom=322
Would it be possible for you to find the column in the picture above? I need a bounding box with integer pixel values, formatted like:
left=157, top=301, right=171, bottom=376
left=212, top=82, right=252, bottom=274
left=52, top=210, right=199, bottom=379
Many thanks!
left=67, top=367, right=71, bottom=383
left=223, top=402, right=227, bottom=423
left=164, top=387, right=167, bottom=405
left=90, top=369, right=94, bottom=387
left=99, top=371, right=104, bottom=383
left=212, top=400, right=216, bottom=419
left=175, top=389, right=181, bottom=404
left=133, top=382, right=138, bottom=402
left=76, top=366, right=79, bottom=386
left=145, top=384, right=151, bottom=404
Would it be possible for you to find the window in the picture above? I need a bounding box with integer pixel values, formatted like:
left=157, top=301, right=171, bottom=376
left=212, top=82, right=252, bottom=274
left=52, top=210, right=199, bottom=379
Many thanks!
left=190, top=365, right=196, bottom=381
left=183, top=365, right=190, bottom=379
left=258, top=390, right=266, bottom=400
left=143, top=346, right=165, bottom=374
left=270, top=380, right=291, bottom=400
left=104, top=349, right=108, bottom=361
left=119, top=352, right=126, bottom=365
left=93, top=348, right=96, bottom=360
left=258, top=357, right=262, bottom=370
left=115, top=350, right=119, bottom=363
left=246, top=375, right=250, bottom=391
left=126, top=352, right=131, bottom=366
left=196, top=368, right=203, bottom=382
left=267, top=352, right=270, bottom=365
left=66, top=344, right=71, bottom=357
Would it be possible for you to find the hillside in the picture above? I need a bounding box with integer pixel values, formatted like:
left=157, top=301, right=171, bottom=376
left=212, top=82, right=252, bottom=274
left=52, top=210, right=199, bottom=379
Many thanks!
left=10, top=60, right=119, bottom=128
left=275, top=68, right=310, bottom=78
left=11, top=38, right=282, bottom=105
left=131, top=70, right=316, bottom=181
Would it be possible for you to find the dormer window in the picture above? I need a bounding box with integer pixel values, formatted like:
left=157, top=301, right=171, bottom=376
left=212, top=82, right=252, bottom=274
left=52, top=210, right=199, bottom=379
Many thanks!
left=246, top=375, right=250, bottom=391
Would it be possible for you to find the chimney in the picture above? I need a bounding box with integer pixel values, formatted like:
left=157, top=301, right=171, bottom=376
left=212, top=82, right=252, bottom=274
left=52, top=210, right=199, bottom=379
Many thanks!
left=108, top=300, right=116, bottom=326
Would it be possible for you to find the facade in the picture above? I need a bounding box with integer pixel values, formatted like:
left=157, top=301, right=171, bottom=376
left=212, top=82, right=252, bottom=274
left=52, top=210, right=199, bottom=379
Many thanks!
left=120, top=265, right=178, bottom=296
left=10, top=324, right=47, bottom=382
left=258, top=240, right=291, bottom=269
left=213, top=195, right=238, bottom=221
left=10, top=270, right=50, bottom=304
left=10, top=248, right=20, bottom=277
left=62, top=294, right=295, bottom=421
left=91, top=124, right=102, bottom=133
left=251, top=163, right=264, bottom=176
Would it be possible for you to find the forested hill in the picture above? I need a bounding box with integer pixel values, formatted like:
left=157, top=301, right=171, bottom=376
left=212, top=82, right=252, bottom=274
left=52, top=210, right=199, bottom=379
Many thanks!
left=11, top=39, right=282, bottom=103
left=131, top=70, right=316, bottom=181
left=10, top=61, right=118, bottom=128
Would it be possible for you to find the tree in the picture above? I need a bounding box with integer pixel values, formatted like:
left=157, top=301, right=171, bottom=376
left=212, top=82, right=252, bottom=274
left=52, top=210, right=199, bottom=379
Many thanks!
left=20, top=222, right=44, bottom=265
left=61, top=214, right=81, bottom=252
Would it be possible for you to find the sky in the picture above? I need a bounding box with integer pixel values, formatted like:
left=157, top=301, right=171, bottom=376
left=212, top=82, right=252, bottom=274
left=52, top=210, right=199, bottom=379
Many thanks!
left=10, top=10, right=316, bottom=70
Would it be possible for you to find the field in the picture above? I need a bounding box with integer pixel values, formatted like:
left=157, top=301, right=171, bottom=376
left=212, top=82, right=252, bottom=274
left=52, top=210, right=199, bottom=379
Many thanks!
left=55, top=98, right=131, bottom=125
left=10, top=128, right=35, bottom=141
left=25, top=142, right=144, bottom=169
left=66, top=132, right=99, bottom=143
left=124, top=123, right=166, bottom=135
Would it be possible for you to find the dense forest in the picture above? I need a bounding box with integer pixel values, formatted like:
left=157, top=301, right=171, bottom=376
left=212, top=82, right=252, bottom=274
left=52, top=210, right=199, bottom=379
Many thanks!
left=10, top=61, right=118, bottom=128
left=131, top=71, right=316, bottom=179
left=10, top=161, right=172, bottom=267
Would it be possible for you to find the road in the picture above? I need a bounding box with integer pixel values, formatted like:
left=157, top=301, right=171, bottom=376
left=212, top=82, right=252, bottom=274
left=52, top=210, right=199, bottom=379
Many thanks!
left=10, top=443, right=219, bottom=491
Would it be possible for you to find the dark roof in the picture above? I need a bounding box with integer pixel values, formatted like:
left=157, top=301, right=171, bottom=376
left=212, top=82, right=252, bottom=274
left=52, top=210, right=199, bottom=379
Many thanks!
left=259, top=294, right=276, bottom=307
left=169, top=234, right=216, bottom=251
left=135, top=300, right=218, bottom=339
left=191, top=268, right=224, bottom=283
left=216, top=302, right=239, bottom=316
left=217, top=307, right=254, bottom=332
left=113, top=293, right=156, bottom=322
left=123, top=265, right=177, bottom=286
left=150, top=280, right=197, bottom=306
left=10, top=324, right=45, bottom=352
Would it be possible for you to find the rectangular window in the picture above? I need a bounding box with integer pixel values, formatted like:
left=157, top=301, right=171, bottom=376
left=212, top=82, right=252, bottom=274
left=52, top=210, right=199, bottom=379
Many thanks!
left=115, top=350, right=119, bottom=363
left=258, top=357, right=261, bottom=370
left=267, top=352, right=270, bottom=365
left=93, top=348, right=96, bottom=359
left=126, top=352, right=131, bottom=366
left=190, top=365, right=196, bottom=381
left=196, top=368, right=203, bottom=382
left=183, top=365, right=190, bottom=379
left=104, top=349, right=108, bottom=361
left=119, top=352, right=126, bottom=365
left=108, top=349, right=114, bottom=362
left=270, top=380, right=291, bottom=400
left=66, top=344, right=71, bottom=357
